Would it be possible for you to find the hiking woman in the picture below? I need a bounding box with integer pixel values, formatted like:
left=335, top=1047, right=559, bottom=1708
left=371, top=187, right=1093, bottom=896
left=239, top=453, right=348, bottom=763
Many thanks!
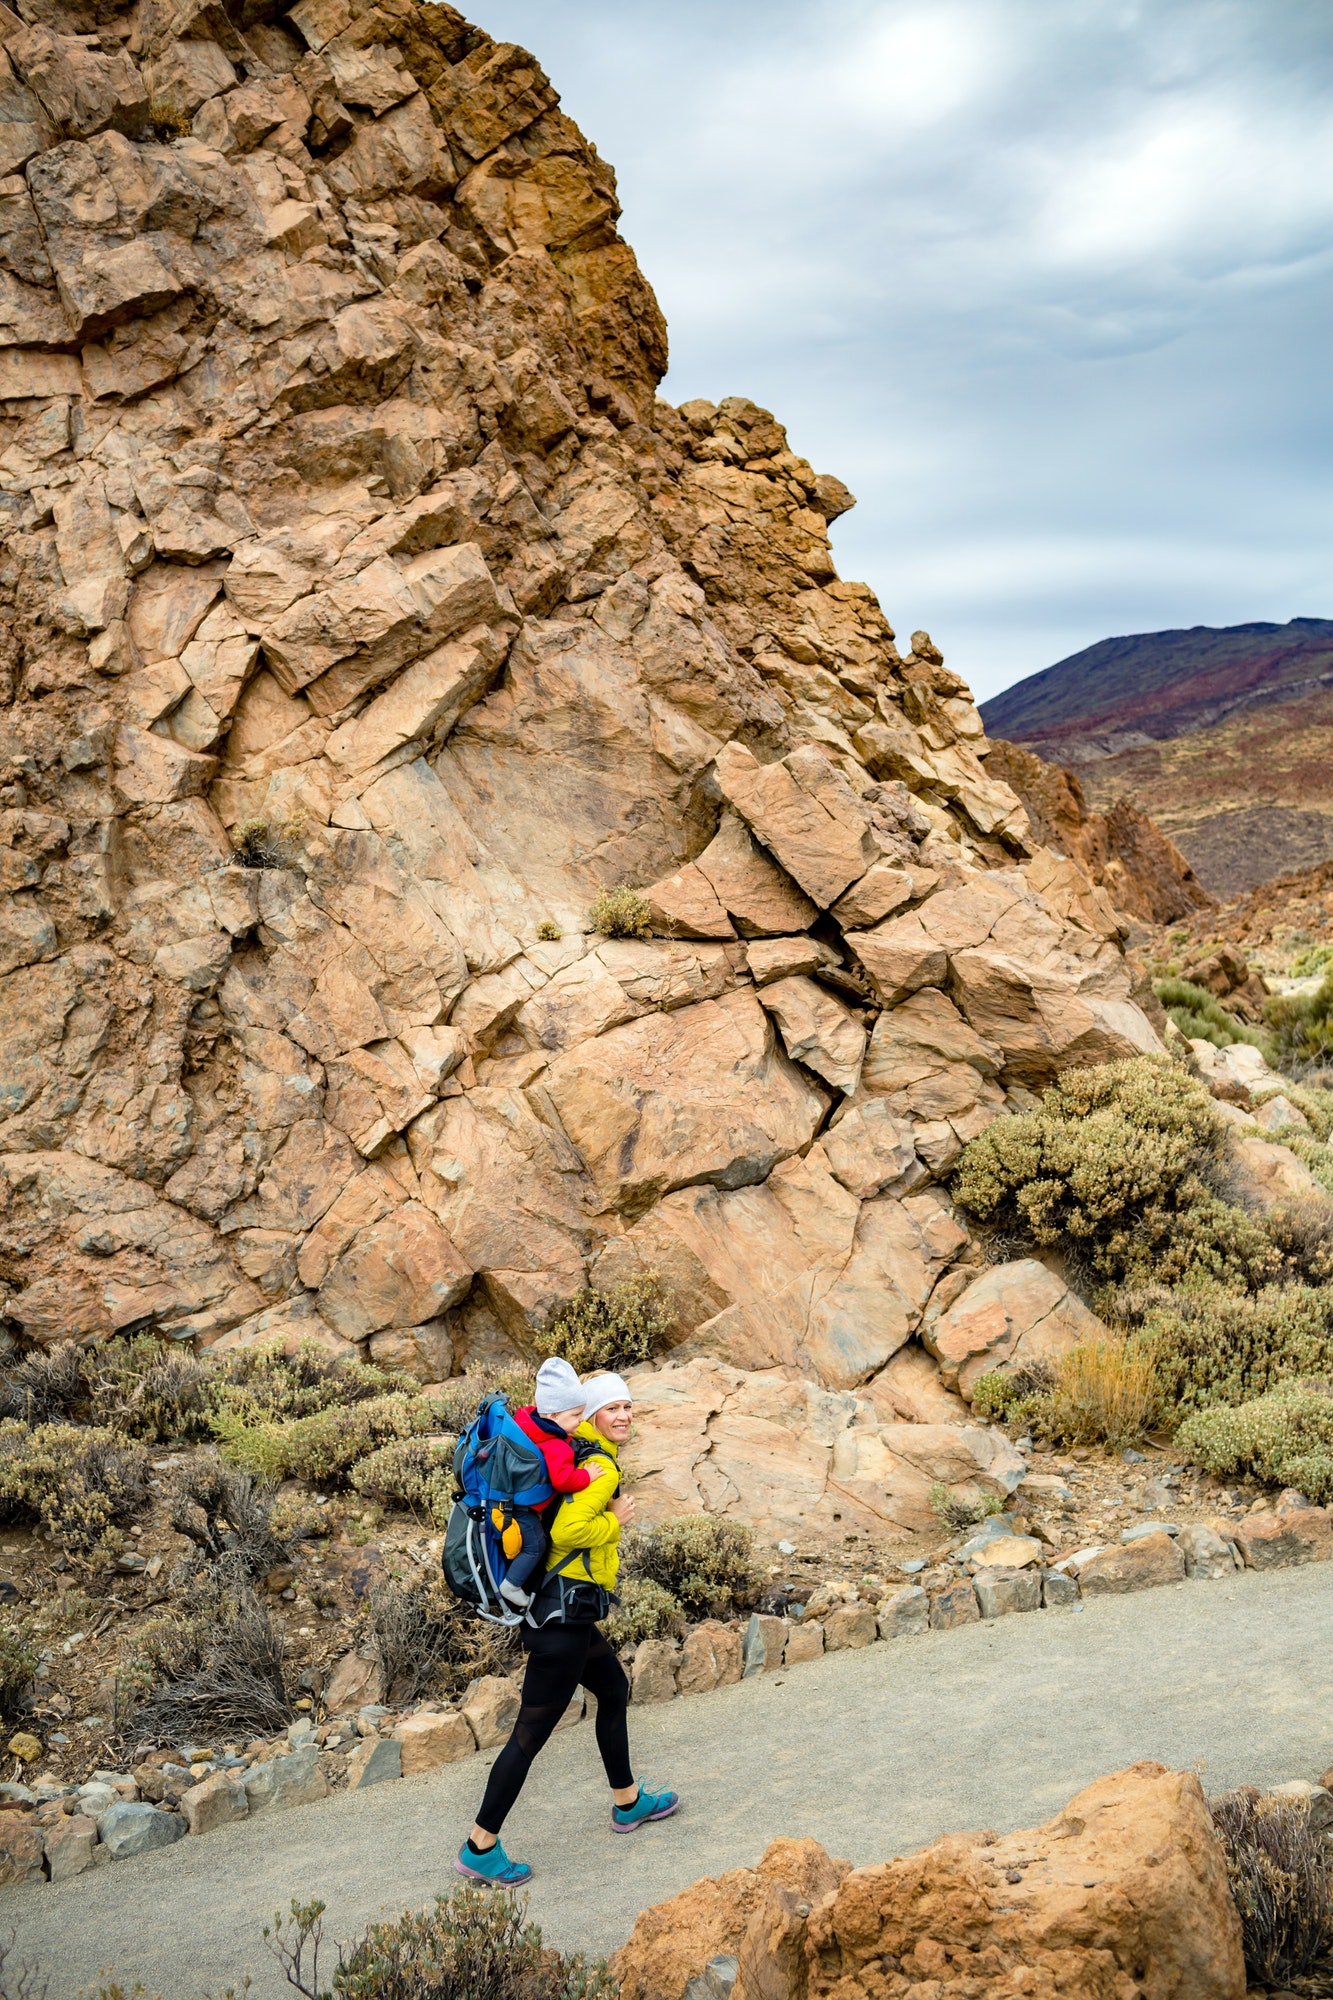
left=456, top=1372, right=680, bottom=1883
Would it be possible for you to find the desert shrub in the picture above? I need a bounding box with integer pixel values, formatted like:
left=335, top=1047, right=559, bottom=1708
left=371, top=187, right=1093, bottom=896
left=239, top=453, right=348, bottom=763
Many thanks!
left=624, top=1515, right=760, bottom=1619
left=425, top=1367, right=536, bottom=1435
left=1292, top=944, right=1333, bottom=979
left=1268, top=973, right=1333, bottom=1069
left=0, top=1344, right=86, bottom=1425
left=89, top=1336, right=213, bottom=1441
left=0, top=1624, right=35, bottom=1724
left=1211, top=1788, right=1333, bottom=1983
left=953, top=1057, right=1278, bottom=1289
left=1176, top=1381, right=1333, bottom=1502
left=211, top=1391, right=435, bottom=1486
left=541, top=1276, right=673, bottom=1376
left=121, top=1584, right=292, bottom=1744
left=209, top=1339, right=405, bottom=1425
left=231, top=815, right=305, bottom=870
left=1152, top=976, right=1273, bottom=1057
left=0, top=1421, right=149, bottom=1549
left=1273, top=1127, right=1333, bottom=1195
left=368, top=1578, right=516, bottom=1704
left=1120, top=1283, right=1333, bottom=1415
left=974, top=1343, right=1160, bottom=1449
left=351, top=1437, right=454, bottom=1528
left=587, top=886, right=652, bottom=940
left=264, top=1885, right=615, bottom=2000
left=536, top=919, right=561, bottom=941
left=603, top=1577, right=682, bottom=1647
left=170, top=1459, right=306, bottom=1585
left=927, top=1484, right=1004, bottom=1532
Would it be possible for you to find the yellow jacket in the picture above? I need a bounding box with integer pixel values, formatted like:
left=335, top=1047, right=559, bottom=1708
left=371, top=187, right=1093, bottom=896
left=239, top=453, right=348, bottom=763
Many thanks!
left=544, top=1423, right=621, bottom=1590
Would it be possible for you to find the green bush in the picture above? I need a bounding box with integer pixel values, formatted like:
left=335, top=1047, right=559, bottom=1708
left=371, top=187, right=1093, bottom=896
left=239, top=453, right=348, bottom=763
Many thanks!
left=603, top=1577, right=683, bottom=1647
left=0, top=1420, right=149, bottom=1549
left=1267, top=973, right=1333, bottom=1069
left=424, top=1367, right=536, bottom=1435
left=351, top=1437, right=454, bottom=1528
left=0, top=1623, right=35, bottom=1724
left=542, top=1276, right=673, bottom=1376
left=209, top=1339, right=406, bottom=1424
left=624, top=1515, right=760, bottom=1619
left=953, top=1056, right=1278, bottom=1289
left=536, top=919, right=561, bottom=942
left=91, top=1336, right=213, bottom=1441
left=211, top=1391, right=435, bottom=1486
left=263, top=1884, right=614, bottom=2000
left=1121, top=1284, right=1333, bottom=1416
left=1153, top=976, right=1274, bottom=1058
left=1176, top=1381, right=1333, bottom=1502
left=587, top=886, right=652, bottom=940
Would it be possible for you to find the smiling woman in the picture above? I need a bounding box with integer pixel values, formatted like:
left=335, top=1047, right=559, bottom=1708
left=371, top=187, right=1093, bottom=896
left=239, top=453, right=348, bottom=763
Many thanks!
left=456, top=1375, right=681, bottom=1886
left=482, top=0, right=1333, bottom=703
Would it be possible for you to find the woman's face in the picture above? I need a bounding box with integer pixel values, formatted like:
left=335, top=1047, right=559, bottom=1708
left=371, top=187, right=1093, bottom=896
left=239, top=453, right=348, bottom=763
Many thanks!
left=594, top=1399, right=633, bottom=1443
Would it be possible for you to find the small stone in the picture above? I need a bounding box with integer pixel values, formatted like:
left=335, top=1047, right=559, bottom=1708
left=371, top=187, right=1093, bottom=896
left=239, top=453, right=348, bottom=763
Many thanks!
left=1042, top=1570, right=1081, bottom=1610
left=0, top=1816, right=43, bottom=1884
left=822, top=1603, right=877, bottom=1652
left=1077, top=1532, right=1186, bottom=1596
left=1121, top=1521, right=1180, bottom=1542
left=930, top=1582, right=981, bottom=1631
left=345, top=1736, right=402, bottom=1789
left=392, top=1711, right=475, bottom=1774
left=877, top=1585, right=929, bottom=1638
left=43, top=1812, right=97, bottom=1881
left=97, top=1801, right=186, bottom=1860
left=776, top=1539, right=796, bottom=1555
left=1177, top=1524, right=1237, bottom=1580
left=974, top=1567, right=1042, bottom=1619
left=461, top=1676, right=521, bottom=1750
left=323, top=1651, right=384, bottom=1714
left=631, top=1639, right=680, bottom=1705
left=7, top=1734, right=41, bottom=1764
left=742, top=1613, right=789, bottom=1676
left=969, top=1534, right=1042, bottom=1571
left=782, top=1621, right=824, bottom=1665
left=1232, top=1507, right=1333, bottom=1570
left=242, top=1744, right=328, bottom=1815
left=900, top=1558, right=927, bottom=1575
left=182, top=1769, right=249, bottom=1836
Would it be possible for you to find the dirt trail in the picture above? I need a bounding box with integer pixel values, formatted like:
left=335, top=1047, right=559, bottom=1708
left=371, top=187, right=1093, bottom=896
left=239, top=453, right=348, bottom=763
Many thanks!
left=3, top=1562, right=1331, bottom=1999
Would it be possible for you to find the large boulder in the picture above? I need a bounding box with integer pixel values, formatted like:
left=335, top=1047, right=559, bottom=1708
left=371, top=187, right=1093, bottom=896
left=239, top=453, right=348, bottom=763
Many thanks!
left=925, top=1259, right=1107, bottom=1399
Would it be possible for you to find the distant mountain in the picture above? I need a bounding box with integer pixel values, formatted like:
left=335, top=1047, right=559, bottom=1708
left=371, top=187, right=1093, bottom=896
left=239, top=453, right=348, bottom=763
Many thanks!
left=980, top=617, right=1333, bottom=761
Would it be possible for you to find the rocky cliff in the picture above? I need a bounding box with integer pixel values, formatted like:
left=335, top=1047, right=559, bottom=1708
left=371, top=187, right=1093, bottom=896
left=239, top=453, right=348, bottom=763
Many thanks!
left=0, top=0, right=1164, bottom=1471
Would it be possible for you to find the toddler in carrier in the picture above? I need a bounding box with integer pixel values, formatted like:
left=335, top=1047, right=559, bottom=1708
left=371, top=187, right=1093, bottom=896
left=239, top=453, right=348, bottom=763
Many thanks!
left=498, top=1356, right=592, bottom=1610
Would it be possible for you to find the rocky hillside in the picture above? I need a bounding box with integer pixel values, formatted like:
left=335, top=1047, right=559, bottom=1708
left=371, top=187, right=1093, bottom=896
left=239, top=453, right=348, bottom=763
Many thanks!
left=0, top=0, right=1172, bottom=1478
left=981, top=620, right=1333, bottom=899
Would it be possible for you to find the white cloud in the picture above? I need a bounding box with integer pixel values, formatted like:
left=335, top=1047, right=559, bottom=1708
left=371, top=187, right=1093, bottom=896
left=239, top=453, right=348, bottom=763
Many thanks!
left=476, top=0, right=1333, bottom=700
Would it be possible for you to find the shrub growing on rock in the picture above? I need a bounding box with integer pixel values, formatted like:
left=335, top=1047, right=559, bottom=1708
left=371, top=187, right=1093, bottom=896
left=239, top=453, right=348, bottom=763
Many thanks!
left=264, top=1884, right=614, bottom=2000
left=587, top=886, right=653, bottom=940
left=0, top=1420, right=149, bottom=1550
left=351, top=1437, right=454, bottom=1528
left=624, top=1515, right=760, bottom=1619
left=121, top=1584, right=292, bottom=1744
left=1176, top=1381, right=1333, bottom=1503
left=211, top=1391, right=435, bottom=1486
left=604, top=1577, right=683, bottom=1647
left=928, top=1483, right=1003, bottom=1532
left=1211, top=1788, right=1333, bottom=1983
left=541, top=1276, right=673, bottom=1375
left=954, top=1057, right=1277, bottom=1288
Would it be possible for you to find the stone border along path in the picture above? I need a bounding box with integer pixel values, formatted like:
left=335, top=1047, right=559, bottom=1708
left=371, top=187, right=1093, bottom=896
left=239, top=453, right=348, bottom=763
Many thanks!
left=2, top=1559, right=1332, bottom=1998
left=2, top=1496, right=1329, bottom=1894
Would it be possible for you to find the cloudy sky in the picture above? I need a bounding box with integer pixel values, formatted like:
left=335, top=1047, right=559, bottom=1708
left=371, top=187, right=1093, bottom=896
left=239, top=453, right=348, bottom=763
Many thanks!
left=480, top=1, right=1333, bottom=703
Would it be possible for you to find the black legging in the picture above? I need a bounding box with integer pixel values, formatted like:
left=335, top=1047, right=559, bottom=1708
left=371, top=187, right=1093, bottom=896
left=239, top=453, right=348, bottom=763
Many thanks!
left=475, top=1620, right=632, bottom=1835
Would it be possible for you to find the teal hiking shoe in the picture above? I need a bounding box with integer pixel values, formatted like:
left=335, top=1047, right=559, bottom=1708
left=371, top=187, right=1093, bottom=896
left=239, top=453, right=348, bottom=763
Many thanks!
left=612, top=1782, right=680, bottom=1832
left=455, top=1838, right=533, bottom=1885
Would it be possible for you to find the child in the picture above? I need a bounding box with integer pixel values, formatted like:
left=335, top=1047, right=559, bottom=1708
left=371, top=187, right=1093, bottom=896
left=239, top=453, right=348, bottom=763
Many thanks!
left=498, top=1357, right=592, bottom=1610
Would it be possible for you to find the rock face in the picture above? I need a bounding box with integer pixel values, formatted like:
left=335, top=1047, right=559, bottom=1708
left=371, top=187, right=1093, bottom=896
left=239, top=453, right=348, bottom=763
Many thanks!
left=0, top=0, right=1162, bottom=1536
left=616, top=1763, right=1245, bottom=2000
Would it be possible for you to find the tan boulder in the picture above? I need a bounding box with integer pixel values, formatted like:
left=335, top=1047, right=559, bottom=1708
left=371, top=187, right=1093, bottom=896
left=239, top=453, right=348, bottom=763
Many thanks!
left=830, top=861, right=914, bottom=929
left=788, top=1763, right=1243, bottom=2000
left=543, top=988, right=829, bottom=1215
left=693, top=811, right=818, bottom=936
left=514, top=952, right=641, bottom=1052
left=925, top=1259, right=1106, bottom=1399
left=367, top=1318, right=454, bottom=1383
left=641, top=862, right=736, bottom=940
left=324, top=1651, right=384, bottom=1713
left=862, top=1343, right=969, bottom=1424
left=677, top=1620, right=743, bottom=1694
left=843, top=912, right=947, bottom=1005
left=714, top=741, right=873, bottom=908
left=1231, top=1506, right=1332, bottom=1569
left=756, top=975, right=866, bottom=1093
left=317, top=1202, right=472, bottom=1342
left=1224, top=1130, right=1327, bottom=1210
left=393, top=1710, right=476, bottom=1772
left=462, top=1675, right=522, bottom=1750
left=613, top=1836, right=849, bottom=2000
left=743, top=937, right=837, bottom=986
left=818, top=1099, right=919, bottom=1198
left=1075, top=1532, right=1185, bottom=1595
left=595, top=939, right=748, bottom=1014
left=833, top=1421, right=1027, bottom=1535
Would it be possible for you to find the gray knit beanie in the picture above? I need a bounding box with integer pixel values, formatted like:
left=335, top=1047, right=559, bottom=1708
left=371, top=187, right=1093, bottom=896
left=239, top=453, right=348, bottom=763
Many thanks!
left=535, top=1356, right=585, bottom=1417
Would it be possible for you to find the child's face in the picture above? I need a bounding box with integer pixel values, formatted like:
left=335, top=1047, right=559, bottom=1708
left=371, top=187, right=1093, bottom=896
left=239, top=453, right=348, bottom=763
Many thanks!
left=550, top=1404, right=585, bottom=1434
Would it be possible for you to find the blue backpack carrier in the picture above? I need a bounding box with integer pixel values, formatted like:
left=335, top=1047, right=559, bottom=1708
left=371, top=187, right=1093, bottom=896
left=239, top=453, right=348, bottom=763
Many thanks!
left=442, top=1394, right=553, bottom=1625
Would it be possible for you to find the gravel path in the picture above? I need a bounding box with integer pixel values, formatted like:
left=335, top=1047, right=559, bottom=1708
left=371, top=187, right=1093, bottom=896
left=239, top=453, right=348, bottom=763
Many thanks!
left=3, top=1562, right=1331, bottom=1998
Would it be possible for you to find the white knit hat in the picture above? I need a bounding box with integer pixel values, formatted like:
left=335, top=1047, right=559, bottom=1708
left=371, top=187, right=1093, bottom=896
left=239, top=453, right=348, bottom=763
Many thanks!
left=535, top=1356, right=585, bottom=1417
left=580, top=1372, right=633, bottom=1422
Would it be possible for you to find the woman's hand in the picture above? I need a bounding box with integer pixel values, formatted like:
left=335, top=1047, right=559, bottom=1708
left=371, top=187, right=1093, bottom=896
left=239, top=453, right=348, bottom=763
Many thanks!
left=610, top=1493, right=636, bottom=1527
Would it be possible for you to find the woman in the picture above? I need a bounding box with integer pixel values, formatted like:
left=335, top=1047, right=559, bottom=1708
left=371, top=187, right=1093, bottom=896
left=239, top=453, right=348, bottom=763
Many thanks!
left=456, top=1372, right=680, bottom=1884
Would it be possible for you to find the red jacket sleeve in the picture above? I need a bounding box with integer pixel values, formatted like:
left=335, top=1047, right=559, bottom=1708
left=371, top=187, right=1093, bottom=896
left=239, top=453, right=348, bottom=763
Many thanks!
left=542, top=1434, right=591, bottom=1493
